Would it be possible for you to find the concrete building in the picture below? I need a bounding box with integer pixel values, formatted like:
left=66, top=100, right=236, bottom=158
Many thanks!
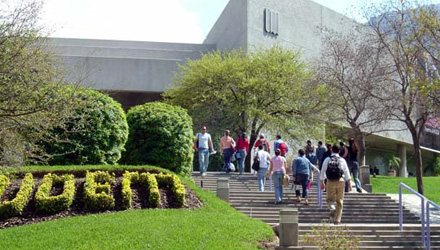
left=51, top=0, right=439, bottom=174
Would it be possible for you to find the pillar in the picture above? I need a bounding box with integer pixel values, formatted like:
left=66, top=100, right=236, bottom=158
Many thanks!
left=216, top=178, right=229, bottom=202
left=360, top=165, right=372, bottom=193
left=397, top=144, right=407, bottom=177
left=276, top=209, right=301, bottom=250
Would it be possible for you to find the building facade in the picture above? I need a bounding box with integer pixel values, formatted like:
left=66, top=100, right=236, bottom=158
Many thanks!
left=52, top=0, right=439, bottom=174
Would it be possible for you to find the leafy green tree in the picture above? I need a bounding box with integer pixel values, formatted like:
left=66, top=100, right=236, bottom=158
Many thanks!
left=0, top=0, right=83, bottom=166
left=122, top=102, right=194, bottom=177
left=164, top=47, right=326, bottom=171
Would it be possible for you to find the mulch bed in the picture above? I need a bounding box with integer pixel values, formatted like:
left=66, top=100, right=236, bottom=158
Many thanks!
left=0, top=175, right=203, bottom=229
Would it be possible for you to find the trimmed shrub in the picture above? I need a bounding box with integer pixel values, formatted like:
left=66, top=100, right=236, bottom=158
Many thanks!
left=35, top=174, right=75, bottom=214
left=45, top=88, right=129, bottom=165
left=141, top=173, right=160, bottom=208
left=0, top=173, right=34, bottom=218
left=121, top=171, right=133, bottom=209
left=155, top=173, right=186, bottom=207
left=125, top=172, right=160, bottom=208
left=0, top=175, right=10, bottom=195
left=122, top=102, right=193, bottom=176
left=83, top=171, right=115, bottom=211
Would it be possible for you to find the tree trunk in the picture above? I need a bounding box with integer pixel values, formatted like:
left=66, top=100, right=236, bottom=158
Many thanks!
left=246, top=133, right=258, bottom=172
left=409, top=125, right=424, bottom=195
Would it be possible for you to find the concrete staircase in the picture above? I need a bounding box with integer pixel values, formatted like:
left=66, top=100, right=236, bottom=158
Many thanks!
left=193, top=172, right=440, bottom=249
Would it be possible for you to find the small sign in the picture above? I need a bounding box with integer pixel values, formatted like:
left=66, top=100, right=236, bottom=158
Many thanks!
left=264, top=8, right=279, bottom=36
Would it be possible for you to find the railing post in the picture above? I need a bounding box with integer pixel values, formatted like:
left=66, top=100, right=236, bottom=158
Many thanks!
left=216, top=178, right=229, bottom=203
left=399, top=185, right=403, bottom=231
left=427, top=202, right=431, bottom=250
left=422, top=197, right=426, bottom=247
left=276, top=209, right=301, bottom=250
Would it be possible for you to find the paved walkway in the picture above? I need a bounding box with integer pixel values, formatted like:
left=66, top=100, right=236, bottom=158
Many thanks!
left=387, top=194, right=440, bottom=224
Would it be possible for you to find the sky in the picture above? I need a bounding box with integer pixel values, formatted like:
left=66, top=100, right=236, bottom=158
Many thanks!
left=40, top=0, right=368, bottom=44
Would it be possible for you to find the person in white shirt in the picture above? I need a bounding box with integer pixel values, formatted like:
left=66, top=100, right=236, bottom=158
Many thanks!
left=194, top=126, right=214, bottom=176
left=320, top=144, right=352, bottom=225
left=255, top=144, right=271, bottom=191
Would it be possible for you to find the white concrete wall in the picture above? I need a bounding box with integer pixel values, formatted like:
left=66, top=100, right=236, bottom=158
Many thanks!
left=247, top=0, right=357, bottom=60
left=50, top=38, right=216, bottom=92
left=203, top=0, right=248, bottom=51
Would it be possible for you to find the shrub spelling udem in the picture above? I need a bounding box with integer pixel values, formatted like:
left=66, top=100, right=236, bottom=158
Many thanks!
left=45, top=88, right=129, bottom=165
left=122, top=102, right=193, bottom=176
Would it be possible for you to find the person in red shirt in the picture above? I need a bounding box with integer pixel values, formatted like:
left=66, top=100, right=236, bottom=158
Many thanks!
left=235, top=132, right=249, bottom=175
left=253, top=134, right=270, bottom=153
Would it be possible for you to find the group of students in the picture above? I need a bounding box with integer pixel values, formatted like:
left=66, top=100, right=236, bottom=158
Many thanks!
left=193, top=126, right=362, bottom=224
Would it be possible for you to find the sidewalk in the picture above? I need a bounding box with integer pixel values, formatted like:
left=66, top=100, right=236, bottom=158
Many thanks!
left=387, top=194, right=440, bottom=224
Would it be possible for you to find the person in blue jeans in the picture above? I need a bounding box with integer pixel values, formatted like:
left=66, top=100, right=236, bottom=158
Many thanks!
left=347, top=138, right=362, bottom=193
left=292, top=149, right=315, bottom=205
left=235, top=132, right=249, bottom=176
left=255, top=144, right=271, bottom=191
left=194, top=126, right=215, bottom=176
left=267, top=149, right=287, bottom=204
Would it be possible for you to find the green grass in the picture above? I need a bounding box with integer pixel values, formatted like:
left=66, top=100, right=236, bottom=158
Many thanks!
left=371, top=175, right=440, bottom=204
left=0, top=165, right=274, bottom=250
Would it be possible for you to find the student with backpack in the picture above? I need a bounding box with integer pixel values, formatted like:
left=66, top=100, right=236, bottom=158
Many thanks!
left=253, top=134, right=270, bottom=153
left=320, top=144, right=352, bottom=225
left=274, top=134, right=289, bottom=157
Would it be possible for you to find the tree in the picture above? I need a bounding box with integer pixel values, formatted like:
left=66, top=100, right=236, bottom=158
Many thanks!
left=0, top=0, right=82, bottom=166
left=164, top=46, right=326, bottom=171
left=318, top=27, right=393, bottom=166
left=363, top=0, right=440, bottom=194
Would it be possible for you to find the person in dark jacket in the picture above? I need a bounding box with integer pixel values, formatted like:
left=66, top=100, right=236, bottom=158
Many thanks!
left=316, top=141, right=327, bottom=169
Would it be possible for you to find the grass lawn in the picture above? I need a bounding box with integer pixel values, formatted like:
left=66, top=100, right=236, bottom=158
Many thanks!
left=370, top=175, right=440, bottom=204
left=0, top=165, right=274, bottom=250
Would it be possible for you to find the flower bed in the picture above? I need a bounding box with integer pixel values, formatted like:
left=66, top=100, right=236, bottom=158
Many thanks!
left=0, top=168, right=197, bottom=228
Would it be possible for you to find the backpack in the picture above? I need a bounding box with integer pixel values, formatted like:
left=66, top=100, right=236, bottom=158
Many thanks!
left=260, top=140, right=269, bottom=152
left=279, top=142, right=288, bottom=156
left=326, top=156, right=343, bottom=180
left=252, top=152, right=260, bottom=171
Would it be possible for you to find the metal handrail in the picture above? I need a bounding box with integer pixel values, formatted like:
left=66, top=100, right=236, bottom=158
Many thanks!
left=426, top=200, right=440, bottom=250
left=399, top=183, right=426, bottom=246
left=310, top=164, right=322, bottom=208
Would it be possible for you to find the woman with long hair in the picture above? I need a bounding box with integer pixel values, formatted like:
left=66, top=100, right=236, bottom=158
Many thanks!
left=348, top=138, right=362, bottom=193
left=267, top=149, right=287, bottom=204
left=235, top=132, right=249, bottom=175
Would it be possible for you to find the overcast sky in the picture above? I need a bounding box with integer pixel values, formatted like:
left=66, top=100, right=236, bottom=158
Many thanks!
left=40, top=0, right=370, bottom=43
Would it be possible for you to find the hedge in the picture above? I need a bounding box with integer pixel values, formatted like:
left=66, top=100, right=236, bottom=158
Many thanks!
left=122, top=102, right=194, bottom=177
left=155, top=173, right=186, bottom=207
left=121, top=171, right=133, bottom=209
left=141, top=173, right=160, bottom=208
left=44, top=88, right=129, bottom=165
left=0, top=175, right=10, bottom=195
left=123, top=172, right=161, bottom=208
left=0, top=173, right=34, bottom=218
left=83, top=171, right=115, bottom=211
left=35, top=174, right=75, bottom=214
